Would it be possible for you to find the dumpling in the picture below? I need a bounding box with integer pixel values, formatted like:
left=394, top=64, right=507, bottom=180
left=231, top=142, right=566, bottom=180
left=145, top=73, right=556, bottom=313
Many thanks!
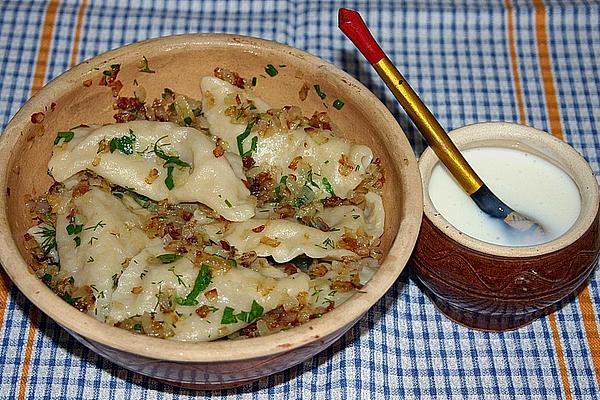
left=200, top=77, right=373, bottom=199
left=48, top=120, right=255, bottom=221
left=110, top=241, right=311, bottom=341
left=54, top=186, right=149, bottom=320
left=204, top=219, right=356, bottom=263
left=317, top=192, right=385, bottom=239
left=200, top=76, right=270, bottom=149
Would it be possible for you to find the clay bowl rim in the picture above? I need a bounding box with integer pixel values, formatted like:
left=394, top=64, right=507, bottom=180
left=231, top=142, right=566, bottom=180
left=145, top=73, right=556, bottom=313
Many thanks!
left=0, top=33, right=423, bottom=363
left=418, top=121, right=599, bottom=258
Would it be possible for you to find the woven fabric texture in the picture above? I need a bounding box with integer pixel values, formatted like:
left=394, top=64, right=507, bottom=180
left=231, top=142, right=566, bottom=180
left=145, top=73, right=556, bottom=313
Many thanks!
left=0, top=1, right=599, bottom=399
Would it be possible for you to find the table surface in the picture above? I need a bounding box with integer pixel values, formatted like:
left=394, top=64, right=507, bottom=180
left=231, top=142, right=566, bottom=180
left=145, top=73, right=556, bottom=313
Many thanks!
left=1, top=1, right=599, bottom=399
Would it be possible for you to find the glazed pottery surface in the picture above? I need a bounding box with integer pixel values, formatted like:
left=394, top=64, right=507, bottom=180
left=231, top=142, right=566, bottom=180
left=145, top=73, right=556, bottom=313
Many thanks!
left=413, top=122, right=600, bottom=331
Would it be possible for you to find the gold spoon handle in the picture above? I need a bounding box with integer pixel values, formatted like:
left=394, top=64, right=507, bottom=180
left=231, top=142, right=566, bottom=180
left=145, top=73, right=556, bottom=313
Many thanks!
left=339, top=8, right=483, bottom=195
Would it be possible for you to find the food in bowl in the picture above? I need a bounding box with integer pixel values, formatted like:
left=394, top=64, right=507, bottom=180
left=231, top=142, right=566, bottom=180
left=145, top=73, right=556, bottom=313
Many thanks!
left=24, top=70, right=386, bottom=342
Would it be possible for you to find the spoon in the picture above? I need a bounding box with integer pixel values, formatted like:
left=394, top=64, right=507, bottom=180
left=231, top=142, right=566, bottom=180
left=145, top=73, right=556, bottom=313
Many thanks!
left=338, top=8, right=544, bottom=237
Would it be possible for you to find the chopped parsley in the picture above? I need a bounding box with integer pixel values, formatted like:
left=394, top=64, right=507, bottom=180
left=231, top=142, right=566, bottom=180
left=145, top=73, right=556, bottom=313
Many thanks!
left=54, top=131, right=74, bottom=145
left=220, top=300, right=264, bottom=324
left=314, top=84, right=327, bottom=100
left=251, top=76, right=257, bottom=86
left=153, top=136, right=192, bottom=190
left=183, top=116, right=192, bottom=125
left=109, top=129, right=136, bottom=155
left=221, top=306, right=237, bottom=324
left=333, top=99, right=345, bottom=110
left=164, top=166, right=175, bottom=190
left=157, top=253, right=182, bottom=264
left=224, top=199, right=233, bottom=208
left=66, top=217, right=83, bottom=247
left=63, top=292, right=81, bottom=305
left=265, top=64, right=278, bottom=77
left=175, top=264, right=211, bottom=306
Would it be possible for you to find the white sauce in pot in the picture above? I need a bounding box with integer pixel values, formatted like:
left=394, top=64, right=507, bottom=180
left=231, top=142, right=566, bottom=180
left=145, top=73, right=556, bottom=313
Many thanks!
left=428, top=147, right=581, bottom=246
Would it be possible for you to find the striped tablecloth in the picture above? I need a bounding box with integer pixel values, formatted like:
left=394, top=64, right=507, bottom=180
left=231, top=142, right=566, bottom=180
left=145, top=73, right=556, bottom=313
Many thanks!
left=1, top=1, right=599, bottom=399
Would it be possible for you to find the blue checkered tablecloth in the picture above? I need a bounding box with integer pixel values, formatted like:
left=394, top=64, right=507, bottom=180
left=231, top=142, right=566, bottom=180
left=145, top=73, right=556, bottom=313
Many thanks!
left=1, top=1, right=599, bottom=399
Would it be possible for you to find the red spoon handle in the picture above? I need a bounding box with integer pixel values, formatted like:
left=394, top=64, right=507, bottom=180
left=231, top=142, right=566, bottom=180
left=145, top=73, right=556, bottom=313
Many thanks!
left=338, top=8, right=385, bottom=64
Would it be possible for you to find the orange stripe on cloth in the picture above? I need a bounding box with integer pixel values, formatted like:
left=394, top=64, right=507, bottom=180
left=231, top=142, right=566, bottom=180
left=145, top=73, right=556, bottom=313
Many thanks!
left=17, top=1, right=60, bottom=397
left=548, top=313, right=573, bottom=400
left=69, top=0, right=88, bottom=67
left=532, top=0, right=562, bottom=139
left=504, top=0, right=526, bottom=125
left=506, top=0, right=572, bottom=397
left=532, top=0, right=600, bottom=394
left=0, top=270, right=10, bottom=330
left=31, top=0, right=60, bottom=94
left=578, top=287, right=600, bottom=391
left=17, top=307, right=40, bottom=400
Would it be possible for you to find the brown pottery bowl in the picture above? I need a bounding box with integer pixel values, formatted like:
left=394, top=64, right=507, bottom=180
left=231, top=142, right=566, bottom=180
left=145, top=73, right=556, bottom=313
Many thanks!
left=412, top=122, right=600, bottom=331
left=0, top=34, right=422, bottom=388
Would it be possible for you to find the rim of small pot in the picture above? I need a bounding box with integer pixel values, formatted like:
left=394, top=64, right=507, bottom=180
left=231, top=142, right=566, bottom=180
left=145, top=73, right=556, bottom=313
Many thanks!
left=418, top=121, right=599, bottom=258
left=0, top=33, right=423, bottom=363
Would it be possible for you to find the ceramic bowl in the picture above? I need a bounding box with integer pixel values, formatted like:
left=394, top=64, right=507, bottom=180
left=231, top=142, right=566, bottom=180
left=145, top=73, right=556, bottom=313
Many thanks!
left=0, top=34, right=422, bottom=388
left=412, top=122, right=600, bottom=331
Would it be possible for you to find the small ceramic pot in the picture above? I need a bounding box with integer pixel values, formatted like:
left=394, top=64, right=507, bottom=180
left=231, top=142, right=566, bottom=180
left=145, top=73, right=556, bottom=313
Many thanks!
left=412, top=122, right=600, bottom=331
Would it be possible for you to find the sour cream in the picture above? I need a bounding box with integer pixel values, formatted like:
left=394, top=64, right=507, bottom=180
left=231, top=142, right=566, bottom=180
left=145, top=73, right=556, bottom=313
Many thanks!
left=428, top=147, right=581, bottom=246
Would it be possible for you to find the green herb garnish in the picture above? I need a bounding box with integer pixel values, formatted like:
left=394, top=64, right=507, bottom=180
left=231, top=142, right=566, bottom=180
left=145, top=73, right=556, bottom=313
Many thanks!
left=183, top=116, right=192, bottom=125
left=251, top=77, right=257, bottom=86
left=265, top=64, right=278, bottom=77
left=175, top=264, right=211, bottom=306
left=224, top=199, right=233, bottom=208
left=322, top=177, right=336, bottom=197
left=63, top=292, right=81, bottom=305
left=66, top=219, right=83, bottom=235
left=221, top=306, right=237, bottom=324
left=333, top=99, right=345, bottom=110
left=322, top=237, right=335, bottom=249
left=35, top=224, right=56, bottom=255
left=157, top=253, right=183, bottom=264
left=85, top=220, right=106, bottom=232
left=164, top=165, right=175, bottom=190
left=314, top=84, right=327, bottom=100
left=42, top=273, right=53, bottom=284
left=153, top=136, right=191, bottom=190
left=109, top=129, right=136, bottom=155
left=220, top=300, right=264, bottom=324
left=54, top=131, right=74, bottom=145
left=236, top=119, right=256, bottom=156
